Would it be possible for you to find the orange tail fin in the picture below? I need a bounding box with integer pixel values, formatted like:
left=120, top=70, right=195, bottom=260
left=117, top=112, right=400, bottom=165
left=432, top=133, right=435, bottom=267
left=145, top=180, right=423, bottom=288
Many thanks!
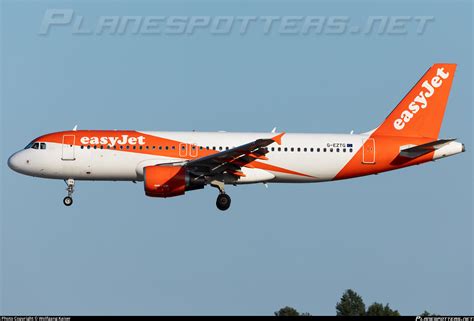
left=373, top=63, right=456, bottom=139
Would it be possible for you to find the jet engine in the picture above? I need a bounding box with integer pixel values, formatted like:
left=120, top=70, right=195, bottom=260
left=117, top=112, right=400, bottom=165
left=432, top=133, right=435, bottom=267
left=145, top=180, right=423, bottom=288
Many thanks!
left=143, top=165, right=204, bottom=198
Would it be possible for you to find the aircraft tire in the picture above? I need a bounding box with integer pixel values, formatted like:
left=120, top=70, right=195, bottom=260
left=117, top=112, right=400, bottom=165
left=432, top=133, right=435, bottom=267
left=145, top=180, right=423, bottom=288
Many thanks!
left=216, top=193, right=231, bottom=211
left=63, top=196, right=73, bottom=207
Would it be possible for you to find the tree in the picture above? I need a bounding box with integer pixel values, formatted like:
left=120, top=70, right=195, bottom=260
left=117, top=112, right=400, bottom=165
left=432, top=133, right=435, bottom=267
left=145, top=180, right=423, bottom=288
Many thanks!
left=335, top=289, right=366, bottom=316
left=366, top=302, right=400, bottom=316
left=420, top=310, right=437, bottom=317
left=275, top=306, right=300, bottom=316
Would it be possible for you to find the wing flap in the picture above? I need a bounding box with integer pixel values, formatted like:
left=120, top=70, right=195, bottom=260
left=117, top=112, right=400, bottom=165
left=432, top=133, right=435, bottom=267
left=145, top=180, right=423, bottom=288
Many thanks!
left=184, top=133, right=285, bottom=178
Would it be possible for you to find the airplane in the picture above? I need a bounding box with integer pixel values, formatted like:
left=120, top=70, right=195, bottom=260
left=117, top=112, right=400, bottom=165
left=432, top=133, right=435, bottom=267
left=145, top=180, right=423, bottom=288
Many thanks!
left=7, top=63, right=465, bottom=211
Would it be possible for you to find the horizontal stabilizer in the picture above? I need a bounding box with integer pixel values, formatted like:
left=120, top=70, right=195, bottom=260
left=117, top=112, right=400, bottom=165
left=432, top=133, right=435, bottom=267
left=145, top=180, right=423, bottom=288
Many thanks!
left=399, top=139, right=456, bottom=158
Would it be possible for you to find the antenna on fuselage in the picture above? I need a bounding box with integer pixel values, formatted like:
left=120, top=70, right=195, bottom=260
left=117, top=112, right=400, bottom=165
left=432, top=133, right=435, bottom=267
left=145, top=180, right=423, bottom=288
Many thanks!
left=271, top=127, right=277, bottom=133
left=350, top=130, right=354, bottom=135
left=73, top=125, right=78, bottom=131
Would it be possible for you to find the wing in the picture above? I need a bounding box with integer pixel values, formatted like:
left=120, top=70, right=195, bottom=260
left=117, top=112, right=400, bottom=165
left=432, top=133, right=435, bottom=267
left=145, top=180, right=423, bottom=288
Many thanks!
left=186, top=132, right=285, bottom=178
left=399, top=139, right=456, bottom=158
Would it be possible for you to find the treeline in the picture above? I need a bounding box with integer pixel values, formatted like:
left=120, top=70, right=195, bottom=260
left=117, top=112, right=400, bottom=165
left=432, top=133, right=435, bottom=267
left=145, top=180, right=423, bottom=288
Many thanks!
left=275, top=289, right=435, bottom=316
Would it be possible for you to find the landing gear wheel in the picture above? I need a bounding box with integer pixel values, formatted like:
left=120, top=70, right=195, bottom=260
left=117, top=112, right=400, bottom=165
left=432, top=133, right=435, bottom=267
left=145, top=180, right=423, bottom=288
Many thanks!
left=63, top=196, right=73, bottom=206
left=63, top=178, right=75, bottom=207
left=216, top=193, right=231, bottom=211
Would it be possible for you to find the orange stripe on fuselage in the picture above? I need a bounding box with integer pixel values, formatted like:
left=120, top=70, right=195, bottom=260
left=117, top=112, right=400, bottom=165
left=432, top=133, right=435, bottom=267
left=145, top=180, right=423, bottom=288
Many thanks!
left=35, top=130, right=314, bottom=178
left=334, top=135, right=435, bottom=180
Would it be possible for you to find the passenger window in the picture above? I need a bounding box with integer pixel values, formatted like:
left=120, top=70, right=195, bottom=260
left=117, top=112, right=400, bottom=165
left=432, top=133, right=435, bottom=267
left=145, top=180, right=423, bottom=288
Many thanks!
left=317, top=148, right=320, bottom=152
left=284, top=147, right=288, bottom=152
left=323, top=148, right=327, bottom=152
left=303, top=148, right=307, bottom=152
left=343, top=148, right=346, bottom=152
left=278, top=147, right=281, bottom=152
left=310, top=148, right=314, bottom=152
left=350, top=148, right=353, bottom=153
left=336, top=148, right=340, bottom=152
left=330, top=148, right=333, bottom=152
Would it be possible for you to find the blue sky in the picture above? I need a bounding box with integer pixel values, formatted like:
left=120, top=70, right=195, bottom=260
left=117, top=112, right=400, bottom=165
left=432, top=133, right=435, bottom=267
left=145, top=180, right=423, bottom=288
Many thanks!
left=1, top=0, right=472, bottom=316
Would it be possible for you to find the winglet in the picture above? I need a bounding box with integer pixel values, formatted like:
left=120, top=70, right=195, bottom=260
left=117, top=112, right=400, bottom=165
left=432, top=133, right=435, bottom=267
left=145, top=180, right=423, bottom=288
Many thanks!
left=272, top=132, right=285, bottom=145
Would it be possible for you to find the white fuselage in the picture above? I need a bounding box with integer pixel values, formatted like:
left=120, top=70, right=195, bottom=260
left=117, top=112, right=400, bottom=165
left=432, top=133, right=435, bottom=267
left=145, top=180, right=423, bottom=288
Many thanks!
left=9, top=131, right=366, bottom=183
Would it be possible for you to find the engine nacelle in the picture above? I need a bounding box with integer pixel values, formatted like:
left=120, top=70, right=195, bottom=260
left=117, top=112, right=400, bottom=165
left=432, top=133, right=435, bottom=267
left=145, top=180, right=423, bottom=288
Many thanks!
left=143, top=166, right=204, bottom=198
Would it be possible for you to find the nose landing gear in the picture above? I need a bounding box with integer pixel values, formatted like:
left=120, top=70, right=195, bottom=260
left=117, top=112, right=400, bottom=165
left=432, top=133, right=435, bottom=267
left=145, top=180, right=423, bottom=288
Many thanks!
left=63, top=178, right=75, bottom=207
left=211, top=180, right=231, bottom=211
left=63, top=196, right=73, bottom=206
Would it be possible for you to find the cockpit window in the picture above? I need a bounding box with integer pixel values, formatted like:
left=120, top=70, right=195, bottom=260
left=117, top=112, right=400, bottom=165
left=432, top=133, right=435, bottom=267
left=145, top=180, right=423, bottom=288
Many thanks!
left=24, top=142, right=45, bottom=150
left=24, top=142, right=35, bottom=149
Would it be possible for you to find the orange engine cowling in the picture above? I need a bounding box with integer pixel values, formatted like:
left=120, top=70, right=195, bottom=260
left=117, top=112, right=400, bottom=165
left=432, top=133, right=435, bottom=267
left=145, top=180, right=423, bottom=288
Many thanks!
left=143, top=166, right=204, bottom=198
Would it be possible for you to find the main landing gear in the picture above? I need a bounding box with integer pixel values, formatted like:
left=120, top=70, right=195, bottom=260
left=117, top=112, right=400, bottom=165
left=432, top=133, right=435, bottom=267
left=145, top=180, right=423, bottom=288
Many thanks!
left=63, top=178, right=75, bottom=207
left=216, top=193, right=231, bottom=211
left=211, top=180, right=231, bottom=211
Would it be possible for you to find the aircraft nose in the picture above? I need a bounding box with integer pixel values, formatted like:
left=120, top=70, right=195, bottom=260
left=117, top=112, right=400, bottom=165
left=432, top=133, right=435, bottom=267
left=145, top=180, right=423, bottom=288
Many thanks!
left=8, top=152, right=22, bottom=173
